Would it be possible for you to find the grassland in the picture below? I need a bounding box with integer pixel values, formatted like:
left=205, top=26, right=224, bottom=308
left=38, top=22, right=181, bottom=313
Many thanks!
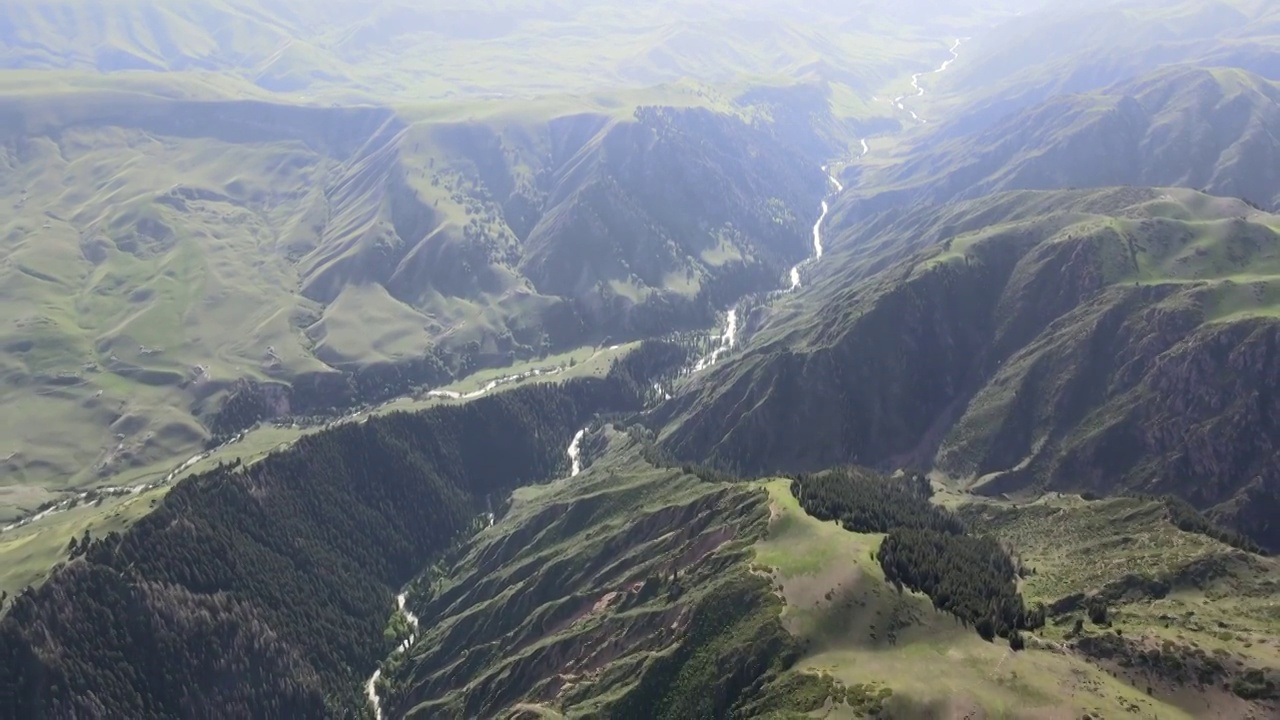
left=753, top=480, right=1207, bottom=719
left=0, top=117, right=335, bottom=498
left=0, top=485, right=168, bottom=598
left=0, top=0, right=1002, bottom=107
left=964, top=493, right=1280, bottom=718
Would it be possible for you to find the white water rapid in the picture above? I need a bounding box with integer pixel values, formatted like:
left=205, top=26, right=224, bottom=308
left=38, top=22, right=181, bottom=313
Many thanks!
left=691, top=38, right=963, bottom=371
left=567, top=428, right=587, bottom=477
left=787, top=169, right=844, bottom=291
left=696, top=160, right=845, bottom=372
left=693, top=307, right=739, bottom=371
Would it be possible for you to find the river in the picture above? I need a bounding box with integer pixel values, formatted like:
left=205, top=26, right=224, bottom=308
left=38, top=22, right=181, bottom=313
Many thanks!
left=365, top=592, right=423, bottom=718
left=693, top=36, right=966, bottom=370
left=893, top=38, right=965, bottom=123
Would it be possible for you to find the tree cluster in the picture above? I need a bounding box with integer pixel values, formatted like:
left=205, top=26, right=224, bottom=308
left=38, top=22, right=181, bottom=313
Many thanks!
left=792, top=469, right=962, bottom=535
left=877, top=529, right=1044, bottom=642
left=792, top=467, right=1043, bottom=645
left=605, top=339, right=690, bottom=401
left=1156, top=495, right=1265, bottom=555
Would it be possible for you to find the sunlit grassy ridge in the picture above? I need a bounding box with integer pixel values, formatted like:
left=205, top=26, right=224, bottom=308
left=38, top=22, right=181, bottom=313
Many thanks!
left=963, top=493, right=1280, bottom=717
left=0, top=0, right=1019, bottom=104
left=752, top=480, right=1197, bottom=719
left=0, top=72, right=829, bottom=510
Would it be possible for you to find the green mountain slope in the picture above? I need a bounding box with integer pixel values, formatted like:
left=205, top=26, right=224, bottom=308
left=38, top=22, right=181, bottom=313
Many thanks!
left=0, top=372, right=649, bottom=717
left=0, top=0, right=1019, bottom=104
left=660, top=187, right=1280, bottom=551
left=0, top=88, right=826, bottom=515
left=6, top=1, right=1280, bottom=717
left=11, top=414, right=1276, bottom=717
left=379, top=431, right=784, bottom=718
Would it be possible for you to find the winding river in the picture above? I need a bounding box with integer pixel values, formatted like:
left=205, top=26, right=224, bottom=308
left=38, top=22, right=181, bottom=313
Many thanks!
left=893, top=38, right=965, bottom=123
left=787, top=168, right=845, bottom=292
left=366, top=592, right=422, bottom=719
left=693, top=36, right=965, bottom=371
left=696, top=162, right=843, bottom=370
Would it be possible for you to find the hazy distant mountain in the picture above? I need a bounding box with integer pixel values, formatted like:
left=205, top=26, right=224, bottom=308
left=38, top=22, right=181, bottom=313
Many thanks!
left=938, top=0, right=1280, bottom=134
left=831, top=65, right=1280, bottom=253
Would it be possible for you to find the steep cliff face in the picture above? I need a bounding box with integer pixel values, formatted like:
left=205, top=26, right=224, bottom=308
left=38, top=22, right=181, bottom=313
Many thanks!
left=661, top=187, right=1280, bottom=549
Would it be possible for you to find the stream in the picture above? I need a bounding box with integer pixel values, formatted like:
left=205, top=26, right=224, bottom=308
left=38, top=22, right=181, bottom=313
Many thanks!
left=366, top=592, right=422, bottom=719
left=1, top=356, right=595, bottom=536
left=691, top=36, right=965, bottom=372
left=787, top=173, right=842, bottom=292
left=893, top=38, right=965, bottom=123
left=695, top=163, right=843, bottom=371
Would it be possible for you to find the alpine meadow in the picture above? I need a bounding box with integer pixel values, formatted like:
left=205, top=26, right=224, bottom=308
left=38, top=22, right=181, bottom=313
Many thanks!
left=2, top=1, right=1279, bottom=719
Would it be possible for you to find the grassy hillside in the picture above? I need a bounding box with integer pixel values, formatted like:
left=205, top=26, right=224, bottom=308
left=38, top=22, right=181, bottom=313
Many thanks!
left=0, top=87, right=828, bottom=514
left=755, top=479, right=1264, bottom=718
left=0, top=0, right=1025, bottom=105
left=960, top=493, right=1280, bottom=718
left=380, top=450, right=1279, bottom=718
left=379, top=430, right=787, bottom=718
left=659, top=187, right=1280, bottom=550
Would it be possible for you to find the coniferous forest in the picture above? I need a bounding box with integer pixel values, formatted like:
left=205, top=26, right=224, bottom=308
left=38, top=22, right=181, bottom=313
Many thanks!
left=0, top=369, right=659, bottom=718
left=793, top=468, right=1044, bottom=644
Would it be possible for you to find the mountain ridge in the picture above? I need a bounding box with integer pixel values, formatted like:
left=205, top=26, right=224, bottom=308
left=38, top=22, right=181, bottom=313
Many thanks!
left=0, top=90, right=827, bottom=499
left=660, top=186, right=1280, bottom=550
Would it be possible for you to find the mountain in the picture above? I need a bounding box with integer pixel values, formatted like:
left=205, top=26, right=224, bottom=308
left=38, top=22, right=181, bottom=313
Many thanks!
left=0, top=0, right=1019, bottom=103
left=6, top=1, right=1280, bottom=718
left=0, top=88, right=827, bottom=506
left=837, top=65, right=1280, bottom=225
left=0, top=367, right=653, bottom=717
left=932, top=0, right=1280, bottom=135
left=659, top=187, right=1280, bottom=551
left=6, top=413, right=1277, bottom=718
